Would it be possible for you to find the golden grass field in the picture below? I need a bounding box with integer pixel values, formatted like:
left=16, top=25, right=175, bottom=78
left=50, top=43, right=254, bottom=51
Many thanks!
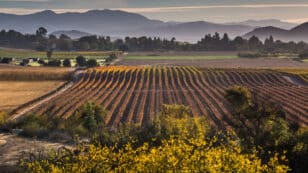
left=0, top=66, right=71, bottom=112
left=0, top=81, right=64, bottom=112
left=0, top=66, right=74, bottom=81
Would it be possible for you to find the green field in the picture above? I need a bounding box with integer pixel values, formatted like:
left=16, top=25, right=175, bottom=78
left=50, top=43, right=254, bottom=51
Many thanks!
left=0, top=49, right=120, bottom=59
left=124, top=55, right=238, bottom=60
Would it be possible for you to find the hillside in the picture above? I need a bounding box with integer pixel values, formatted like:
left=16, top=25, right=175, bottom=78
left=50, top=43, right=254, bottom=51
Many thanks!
left=244, top=22, right=308, bottom=42
left=133, top=21, right=253, bottom=42
left=228, top=19, right=296, bottom=30
left=0, top=10, right=254, bottom=42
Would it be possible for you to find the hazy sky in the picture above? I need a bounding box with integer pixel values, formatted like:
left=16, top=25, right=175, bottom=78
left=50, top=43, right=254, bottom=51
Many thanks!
left=1, top=0, right=308, bottom=23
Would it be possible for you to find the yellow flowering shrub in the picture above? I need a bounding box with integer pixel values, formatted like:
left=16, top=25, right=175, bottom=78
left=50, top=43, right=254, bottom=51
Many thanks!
left=0, top=111, right=7, bottom=125
left=21, top=136, right=289, bottom=173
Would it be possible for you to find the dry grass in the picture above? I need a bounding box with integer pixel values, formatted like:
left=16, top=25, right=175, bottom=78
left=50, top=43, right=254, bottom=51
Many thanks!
left=118, top=58, right=308, bottom=69
left=0, top=81, right=64, bottom=112
left=0, top=67, right=74, bottom=81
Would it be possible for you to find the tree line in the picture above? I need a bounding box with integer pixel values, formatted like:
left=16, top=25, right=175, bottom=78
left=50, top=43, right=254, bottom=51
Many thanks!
left=1, top=27, right=308, bottom=55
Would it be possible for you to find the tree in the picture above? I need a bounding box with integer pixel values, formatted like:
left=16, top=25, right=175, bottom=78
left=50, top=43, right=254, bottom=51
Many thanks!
left=36, top=27, right=47, bottom=37
left=0, top=57, right=13, bottom=64
left=264, top=36, right=275, bottom=53
left=46, top=59, right=61, bottom=67
left=76, top=56, right=87, bottom=67
left=57, top=39, right=73, bottom=50
left=75, top=102, right=107, bottom=132
left=63, top=59, right=71, bottom=67
left=221, top=33, right=231, bottom=50
left=48, top=34, right=57, bottom=40
left=225, top=86, right=292, bottom=149
left=225, top=85, right=252, bottom=111
left=248, top=36, right=262, bottom=50
left=46, top=49, right=53, bottom=60
left=59, top=34, right=71, bottom=40
left=87, top=59, right=99, bottom=67
left=38, top=59, right=46, bottom=65
left=20, top=59, right=30, bottom=66
left=232, top=36, right=247, bottom=50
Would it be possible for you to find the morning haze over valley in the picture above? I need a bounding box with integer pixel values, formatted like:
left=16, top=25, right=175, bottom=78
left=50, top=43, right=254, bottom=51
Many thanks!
left=0, top=1, right=307, bottom=172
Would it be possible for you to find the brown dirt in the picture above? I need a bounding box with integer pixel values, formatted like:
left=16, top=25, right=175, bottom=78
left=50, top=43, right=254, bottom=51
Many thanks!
left=29, top=66, right=308, bottom=127
left=0, top=133, right=72, bottom=167
left=118, top=58, right=308, bottom=69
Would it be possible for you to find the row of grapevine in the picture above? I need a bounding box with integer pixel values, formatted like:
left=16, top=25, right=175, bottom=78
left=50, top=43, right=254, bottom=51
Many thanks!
left=29, top=66, right=308, bottom=127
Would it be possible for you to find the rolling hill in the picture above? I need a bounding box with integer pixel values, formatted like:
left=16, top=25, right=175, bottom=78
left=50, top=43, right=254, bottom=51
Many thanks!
left=0, top=10, right=254, bottom=42
left=227, top=19, right=296, bottom=30
left=244, top=22, right=308, bottom=42
left=2, top=9, right=306, bottom=42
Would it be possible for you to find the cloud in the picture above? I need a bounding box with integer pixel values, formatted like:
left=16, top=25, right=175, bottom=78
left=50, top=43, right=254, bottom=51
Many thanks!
left=284, top=18, right=308, bottom=23
left=115, top=4, right=308, bottom=13
left=0, top=0, right=49, bottom=1
left=0, top=8, right=89, bottom=14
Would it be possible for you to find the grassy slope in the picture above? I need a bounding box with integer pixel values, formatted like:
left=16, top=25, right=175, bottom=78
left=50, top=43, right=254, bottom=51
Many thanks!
left=124, top=55, right=238, bottom=60
left=0, top=67, right=74, bottom=81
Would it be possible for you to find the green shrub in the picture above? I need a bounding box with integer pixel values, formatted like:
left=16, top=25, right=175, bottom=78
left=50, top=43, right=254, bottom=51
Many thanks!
left=63, top=58, right=71, bottom=67
left=225, top=85, right=252, bottom=110
left=76, top=55, right=87, bottom=66
left=46, top=59, right=61, bottom=67
left=0, top=111, right=7, bottom=126
left=17, top=114, right=50, bottom=137
left=37, top=59, right=46, bottom=65
left=87, top=59, right=99, bottom=67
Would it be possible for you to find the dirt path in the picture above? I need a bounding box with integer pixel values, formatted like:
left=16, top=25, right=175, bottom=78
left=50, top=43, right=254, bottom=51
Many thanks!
left=0, top=133, right=72, bottom=168
left=9, top=70, right=84, bottom=121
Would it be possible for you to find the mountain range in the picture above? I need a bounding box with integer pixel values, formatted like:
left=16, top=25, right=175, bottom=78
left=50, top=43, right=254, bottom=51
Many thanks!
left=226, top=19, right=297, bottom=30
left=244, top=22, right=308, bottom=42
left=0, top=9, right=306, bottom=42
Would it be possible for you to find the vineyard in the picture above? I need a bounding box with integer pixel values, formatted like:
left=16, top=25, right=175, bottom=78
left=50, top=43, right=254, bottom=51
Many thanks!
left=28, top=66, right=308, bottom=127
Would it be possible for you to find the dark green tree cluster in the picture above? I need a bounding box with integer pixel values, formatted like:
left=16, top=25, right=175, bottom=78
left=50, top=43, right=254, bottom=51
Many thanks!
left=1, top=28, right=308, bottom=54
left=225, top=86, right=307, bottom=173
left=75, top=55, right=99, bottom=67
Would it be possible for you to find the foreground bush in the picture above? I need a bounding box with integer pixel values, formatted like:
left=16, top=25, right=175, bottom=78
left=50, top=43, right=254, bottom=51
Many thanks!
left=21, top=135, right=289, bottom=173
left=0, top=111, right=7, bottom=126
left=19, top=104, right=290, bottom=172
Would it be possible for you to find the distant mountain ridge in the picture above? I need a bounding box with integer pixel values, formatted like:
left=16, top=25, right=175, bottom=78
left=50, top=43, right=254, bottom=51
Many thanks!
left=227, top=19, right=296, bottom=30
left=0, top=9, right=164, bottom=35
left=0, top=9, right=254, bottom=42
left=244, top=22, right=308, bottom=42
left=0, top=9, right=306, bottom=42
